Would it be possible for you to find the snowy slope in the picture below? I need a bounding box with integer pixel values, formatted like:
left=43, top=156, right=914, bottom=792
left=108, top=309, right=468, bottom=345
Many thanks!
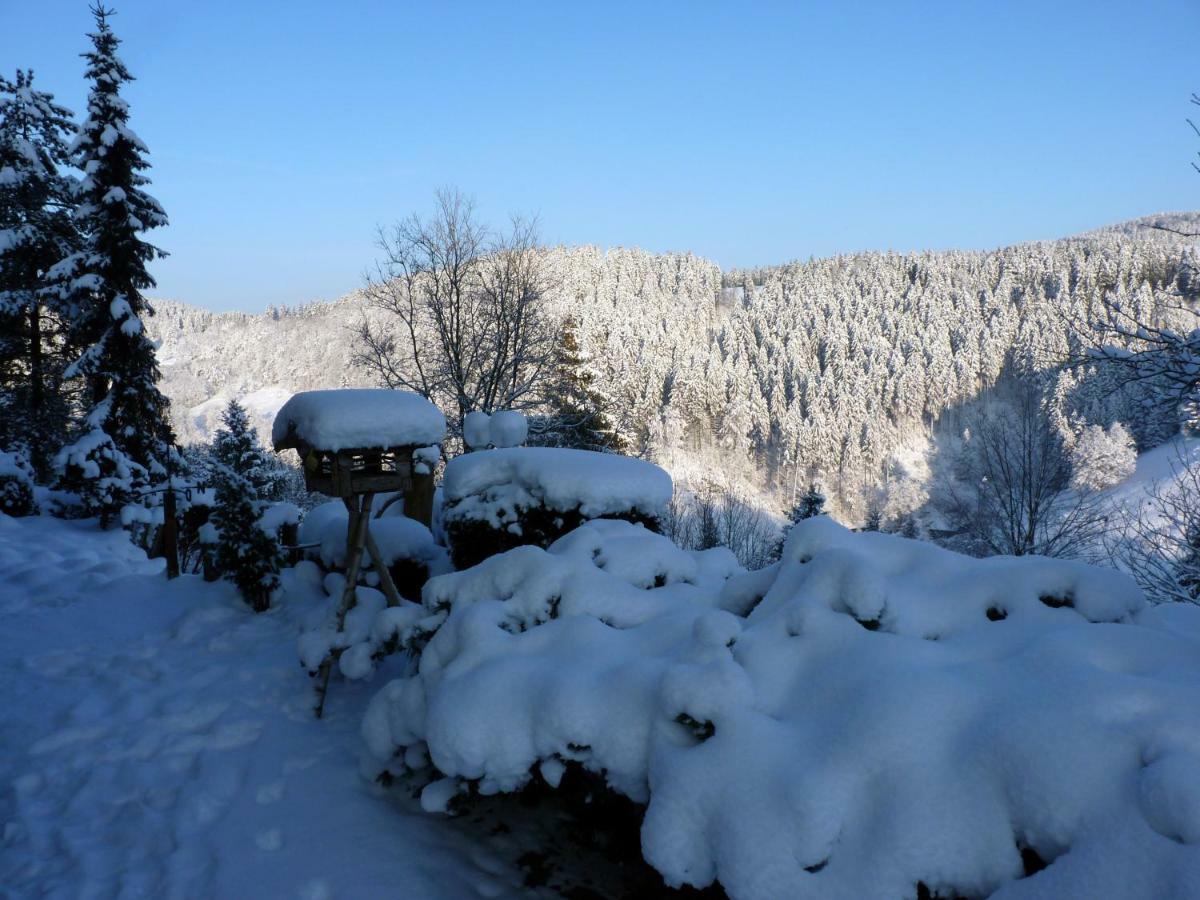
left=1097, top=434, right=1200, bottom=521
left=0, top=515, right=546, bottom=899
left=187, top=385, right=294, bottom=445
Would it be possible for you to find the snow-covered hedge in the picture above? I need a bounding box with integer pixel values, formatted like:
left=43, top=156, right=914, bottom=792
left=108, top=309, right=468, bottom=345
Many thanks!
left=363, top=516, right=1200, bottom=899
left=0, top=449, right=38, bottom=517
left=441, top=447, right=673, bottom=569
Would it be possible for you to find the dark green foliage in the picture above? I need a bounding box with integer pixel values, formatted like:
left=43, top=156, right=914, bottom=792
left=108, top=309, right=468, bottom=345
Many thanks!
left=786, top=483, right=826, bottom=523
left=0, top=70, right=78, bottom=478
left=445, top=504, right=660, bottom=571
left=50, top=6, right=174, bottom=521
left=0, top=450, right=37, bottom=516
left=863, top=503, right=883, bottom=532
left=530, top=316, right=626, bottom=453
left=210, top=400, right=281, bottom=611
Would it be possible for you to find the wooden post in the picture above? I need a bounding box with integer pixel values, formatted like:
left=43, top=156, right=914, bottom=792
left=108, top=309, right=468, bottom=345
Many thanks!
left=202, top=547, right=219, bottom=582
left=163, top=484, right=179, bottom=580
left=365, top=531, right=404, bottom=608
left=405, top=471, right=435, bottom=528
left=281, top=521, right=299, bottom=565
left=314, top=492, right=375, bottom=719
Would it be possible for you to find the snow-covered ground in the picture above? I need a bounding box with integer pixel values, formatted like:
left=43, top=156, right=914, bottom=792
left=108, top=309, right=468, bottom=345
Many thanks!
left=0, top=514, right=546, bottom=900
left=1097, top=435, right=1200, bottom=521
left=186, top=386, right=293, bottom=446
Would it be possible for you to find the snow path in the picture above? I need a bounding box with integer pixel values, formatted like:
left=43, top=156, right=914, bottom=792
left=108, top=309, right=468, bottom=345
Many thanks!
left=0, top=515, right=541, bottom=900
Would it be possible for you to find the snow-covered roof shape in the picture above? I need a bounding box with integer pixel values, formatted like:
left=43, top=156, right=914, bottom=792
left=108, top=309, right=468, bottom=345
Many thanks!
left=271, top=389, right=445, bottom=452
left=442, top=447, right=672, bottom=519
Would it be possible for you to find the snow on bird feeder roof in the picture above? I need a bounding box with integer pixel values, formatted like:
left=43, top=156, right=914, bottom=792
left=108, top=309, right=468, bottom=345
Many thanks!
left=271, top=389, right=445, bottom=453
left=443, top=446, right=673, bottom=519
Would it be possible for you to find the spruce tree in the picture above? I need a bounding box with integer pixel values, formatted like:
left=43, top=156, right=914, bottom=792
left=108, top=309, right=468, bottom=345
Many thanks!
left=538, top=316, right=625, bottom=452
left=211, top=400, right=281, bottom=612
left=0, top=70, right=78, bottom=478
left=786, top=483, right=826, bottom=523
left=49, top=6, right=174, bottom=522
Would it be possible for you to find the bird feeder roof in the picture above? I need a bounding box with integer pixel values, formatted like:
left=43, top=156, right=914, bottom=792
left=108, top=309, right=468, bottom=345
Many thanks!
left=272, top=389, right=446, bottom=453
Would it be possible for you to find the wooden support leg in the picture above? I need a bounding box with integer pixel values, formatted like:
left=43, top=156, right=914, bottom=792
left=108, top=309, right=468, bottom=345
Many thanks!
left=364, top=531, right=404, bottom=608
left=314, top=492, right=375, bottom=719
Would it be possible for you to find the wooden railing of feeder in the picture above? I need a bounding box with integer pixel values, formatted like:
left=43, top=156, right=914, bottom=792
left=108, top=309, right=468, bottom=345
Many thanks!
left=274, top=426, right=437, bottom=717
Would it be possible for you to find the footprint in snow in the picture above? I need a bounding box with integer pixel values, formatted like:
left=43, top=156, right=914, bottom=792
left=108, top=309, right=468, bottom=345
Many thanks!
left=255, top=828, right=284, bottom=851
left=256, top=780, right=285, bottom=805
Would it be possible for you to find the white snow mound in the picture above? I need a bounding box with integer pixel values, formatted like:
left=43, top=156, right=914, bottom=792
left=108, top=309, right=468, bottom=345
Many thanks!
left=442, top=447, right=672, bottom=525
left=363, top=517, right=1200, bottom=899
left=272, top=389, right=445, bottom=452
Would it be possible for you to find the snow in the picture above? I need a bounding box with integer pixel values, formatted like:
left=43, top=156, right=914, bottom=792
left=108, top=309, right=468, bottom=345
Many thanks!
left=463, top=411, right=492, bottom=450
left=272, top=389, right=445, bottom=452
left=0, top=514, right=543, bottom=899
left=306, top=500, right=450, bottom=573
left=489, top=411, right=528, bottom=449
left=259, top=501, right=302, bottom=535
left=188, top=386, right=292, bottom=446
left=363, top=515, right=1200, bottom=899
left=442, top=447, right=673, bottom=525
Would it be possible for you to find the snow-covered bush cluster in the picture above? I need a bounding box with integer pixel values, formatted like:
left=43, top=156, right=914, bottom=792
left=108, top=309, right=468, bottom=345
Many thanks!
left=463, top=409, right=528, bottom=450
left=0, top=448, right=37, bottom=516
left=362, top=516, right=1200, bottom=899
left=441, top=446, right=673, bottom=568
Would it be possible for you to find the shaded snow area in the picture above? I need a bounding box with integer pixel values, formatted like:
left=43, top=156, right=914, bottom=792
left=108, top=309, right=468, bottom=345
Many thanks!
left=271, top=389, right=446, bottom=451
left=0, top=515, right=545, bottom=900
left=363, top=517, right=1200, bottom=900
left=186, top=386, right=293, bottom=446
left=443, top=447, right=673, bottom=526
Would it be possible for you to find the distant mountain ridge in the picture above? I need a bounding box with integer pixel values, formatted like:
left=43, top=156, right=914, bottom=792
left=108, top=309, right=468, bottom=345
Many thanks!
left=148, top=212, right=1200, bottom=514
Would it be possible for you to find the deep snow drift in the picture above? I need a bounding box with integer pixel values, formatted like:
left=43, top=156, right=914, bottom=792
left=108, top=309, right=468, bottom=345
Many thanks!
left=0, top=514, right=544, bottom=899
left=363, top=517, right=1200, bottom=899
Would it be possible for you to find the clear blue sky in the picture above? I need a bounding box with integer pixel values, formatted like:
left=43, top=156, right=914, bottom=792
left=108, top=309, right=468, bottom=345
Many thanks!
left=4, top=0, right=1199, bottom=312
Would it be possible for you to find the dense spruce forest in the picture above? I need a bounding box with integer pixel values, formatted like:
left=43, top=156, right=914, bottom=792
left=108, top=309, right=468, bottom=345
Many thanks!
left=151, top=213, right=1199, bottom=521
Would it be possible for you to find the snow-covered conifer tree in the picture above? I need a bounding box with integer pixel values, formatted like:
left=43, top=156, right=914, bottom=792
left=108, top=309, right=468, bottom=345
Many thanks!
left=787, top=483, right=826, bottom=523
left=0, top=70, right=78, bottom=477
left=535, top=315, right=625, bottom=452
left=1069, top=422, right=1136, bottom=491
left=210, top=399, right=281, bottom=611
left=49, top=6, right=174, bottom=521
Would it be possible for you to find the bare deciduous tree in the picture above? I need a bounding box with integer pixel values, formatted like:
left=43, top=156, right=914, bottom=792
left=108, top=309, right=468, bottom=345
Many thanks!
left=353, top=189, right=555, bottom=435
left=943, top=383, right=1107, bottom=558
left=1106, top=448, right=1200, bottom=605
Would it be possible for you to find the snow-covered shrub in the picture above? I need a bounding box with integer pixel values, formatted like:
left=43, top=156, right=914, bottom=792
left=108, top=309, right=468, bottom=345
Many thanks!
left=363, top=516, right=1200, bottom=900
left=211, top=400, right=283, bottom=611
left=1070, top=421, right=1136, bottom=491
left=54, top=426, right=142, bottom=525
left=0, top=449, right=37, bottom=517
left=307, top=499, right=450, bottom=601
left=441, top=447, right=672, bottom=569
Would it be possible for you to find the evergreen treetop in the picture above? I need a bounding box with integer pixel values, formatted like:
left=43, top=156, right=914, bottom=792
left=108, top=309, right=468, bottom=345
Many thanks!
left=51, top=5, right=175, bottom=520
left=0, top=70, right=78, bottom=474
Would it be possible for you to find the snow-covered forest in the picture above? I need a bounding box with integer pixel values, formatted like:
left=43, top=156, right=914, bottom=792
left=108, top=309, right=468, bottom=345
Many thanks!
left=151, top=214, right=1197, bottom=523
left=6, top=4, right=1200, bottom=900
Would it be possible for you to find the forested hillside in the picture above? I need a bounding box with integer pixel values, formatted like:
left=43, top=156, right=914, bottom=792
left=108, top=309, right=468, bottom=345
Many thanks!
left=150, top=213, right=1199, bottom=516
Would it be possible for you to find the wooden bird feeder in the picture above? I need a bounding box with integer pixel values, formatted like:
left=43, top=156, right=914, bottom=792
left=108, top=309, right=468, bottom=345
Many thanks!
left=272, top=389, right=445, bottom=717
